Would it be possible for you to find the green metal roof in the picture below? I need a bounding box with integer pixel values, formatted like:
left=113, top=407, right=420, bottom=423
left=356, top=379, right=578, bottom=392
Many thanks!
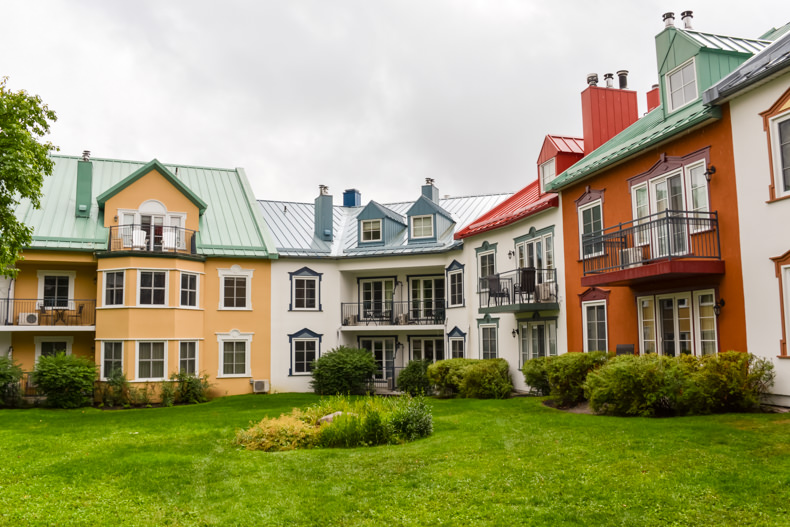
left=16, top=155, right=277, bottom=258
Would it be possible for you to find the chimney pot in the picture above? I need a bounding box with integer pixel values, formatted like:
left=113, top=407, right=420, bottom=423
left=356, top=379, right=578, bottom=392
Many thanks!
left=604, top=73, right=614, bottom=88
left=586, top=73, right=599, bottom=86
left=319, top=184, right=329, bottom=195
left=616, top=70, right=629, bottom=90
left=663, top=12, right=675, bottom=28
left=82, top=150, right=91, bottom=162
left=681, top=10, right=693, bottom=29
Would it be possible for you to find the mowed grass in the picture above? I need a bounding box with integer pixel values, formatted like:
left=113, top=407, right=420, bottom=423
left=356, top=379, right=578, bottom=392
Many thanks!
left=1, top=395, right=789, bottom=526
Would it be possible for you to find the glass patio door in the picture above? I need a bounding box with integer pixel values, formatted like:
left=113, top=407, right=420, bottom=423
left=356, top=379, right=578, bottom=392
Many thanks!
left=361, top=338, right=395, bottom=381
left=520, top=320, right=557, bottom=365
left=361, top=280, right=394, bottom=322
left=411, top=277, right=445, bottom=322
left=658, top=294, right=692, bottom=356
left=651, top=174, right=687, bottom=258
left=141, top=214, right=164, bottom=251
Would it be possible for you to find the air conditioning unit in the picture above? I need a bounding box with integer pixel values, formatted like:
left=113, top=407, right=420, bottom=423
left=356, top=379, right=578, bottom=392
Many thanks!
left=620, top=247, right=644, bottom=269
left=250, top=379, right=270, bottom=394
left=19, top=313, right=39, bottom=326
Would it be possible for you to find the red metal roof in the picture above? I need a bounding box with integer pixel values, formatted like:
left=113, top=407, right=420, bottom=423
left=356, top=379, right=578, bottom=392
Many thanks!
left=547, top=135, right=584, bottom=154
left=455, top=179, right=559, bottom=239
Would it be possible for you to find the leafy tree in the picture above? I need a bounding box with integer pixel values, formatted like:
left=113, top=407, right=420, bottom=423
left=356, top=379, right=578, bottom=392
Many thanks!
left=0, top=77, right=58, bottom=277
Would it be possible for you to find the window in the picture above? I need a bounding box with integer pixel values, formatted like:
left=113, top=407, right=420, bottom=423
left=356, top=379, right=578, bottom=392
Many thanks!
left=117, top=201, right=187, bottom=252
left=293, top=278, right=317, bottom=310
left=478, top=251, right=495, bottom=290
left=638, top=297, right=657, bottom=354
left=37, top=271, right=75, bottom=309
left=360, top=278, right=395, bottom=322
left=579, top=201, right=603, bottom=258
left=666, top=59, right=697, bottom=112
left=361, top=219, right=382, bottom=242
left=217, top=330, right=253, bottom=377
left=179, top=341, right=197, bottom=374
left=411, top=338, right=444, bottom=363
left=139, top=270, right=167, bottom=306
left=137, top=341, right=166, bottom=380
left=766, top=104, right=790, bottom=199
left=481, top=326, right=498, bottom=359
left=103, top=341, right=123, bottom=379
left=410, top=215, right=434, bottom=239
left=686, top=162, right=710, bottom=233
left=520, top=320, right=557, bottom=365
left=410, top=277, right=445, bottom=322
left=631, top=184, right=650, bottom=246
left=450, top=338, right=464, bottom=359
left=637, top=290, right=717, bottom=357
left=180, top=272, right=198, bottom=307
left=516, top=232, right=554, bottom=282
left=104, top=271, right=124, bottom=306
left=218, top=266, right=253, bottom=310
left=448, top=270, right=463, bottom=307
left=694, top=291, right=718, bottom=356
left=360, top=337, right=395, bottom=381
left=540, top=158, right=556, bottom=190
left=34, top=336, right=73, bottom=362
left=582, top=300, right=607, bottom=352
left=293, top=339, right=317, bottom=374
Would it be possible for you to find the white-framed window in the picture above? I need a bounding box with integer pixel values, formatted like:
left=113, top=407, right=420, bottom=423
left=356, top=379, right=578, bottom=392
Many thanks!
left=638, top=290, right=717, bottom=357
left=694, top=291, right=718, bottom=356
left=410, top=215, right=434, bottom=239
left=637, top=297, right=657, bottom=354
left=410, top=277, right=445, bottom=322
left=102, top=341, right=123, bottom=380
left=666, top=58, right=697, bottom=112
left=520, top=320, right=558, bottom=365
left=631, top=183, right=650, bottom=246
left=180, top=272, right=198, bottom=308
left=217, top=330, right=253, bottom=378
left=481, top=325, right=498, bottom=359
left=411, top=338, right=445, bottom=363
left=448, top=270, right=464, bottom=307
left=685, top=161, right=710, bottom=233
left=218, top=266, right=253, bottom=310
left=179, top=341, right=198, bottom=374
left=361, top=219, right=382, bottom=242
left=769, top=110, right=790, bottom=199
left=117, top=201, right=187, bottom=251
left=136, top=341, right=167, bottom=380
left=293, top=277, right=318, bottom=310
left=579, top=201, right=603, bottom=258
left=104, top=271, right=125, bottom=306
left=34, top=336, right=73, bottom=362
left=138, top=270, right=168, bottom=306
left=582, top=300, right=607, bottom=352
left=292, top=339, right=318, bottom=374
left=516, top=233, right=555, bottom=282
left=478, top=251, right=495, bottom=291
left=540, top=158, right=556, bottom=191
left=37, top=270, right=76, bottom=309
left=450, top=338, right=465, bottom=359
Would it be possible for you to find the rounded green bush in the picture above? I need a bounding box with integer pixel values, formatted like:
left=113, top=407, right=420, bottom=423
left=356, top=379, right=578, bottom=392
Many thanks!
left=33, top=353, right=97, bottom=408
left=459, top=359, right=512, bottom=399
left=522, top=356, right=551, bottom=396
left=427, top=358, right=480, bottom=398
left=397, top=360, right=433, bottom=396
left=0, top=356, right=23, bottom=407
left=310, top=346, right=378, bottom=395
left=545, top=351, right=608, bottom=407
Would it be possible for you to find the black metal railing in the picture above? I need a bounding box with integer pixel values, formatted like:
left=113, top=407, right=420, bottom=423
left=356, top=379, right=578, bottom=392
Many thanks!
left=367, top=366, right=407, bottom=391
left=107, top=225, right=198, bottom=255
left=20, top=372, right=40, bottom=397
left=581, top=210, right=720, bottom=275
left=341, top=300, right=447, bottom=326
left=477, top=268, right=558, bottom=308
left=0, top=299, right=96, bottom=326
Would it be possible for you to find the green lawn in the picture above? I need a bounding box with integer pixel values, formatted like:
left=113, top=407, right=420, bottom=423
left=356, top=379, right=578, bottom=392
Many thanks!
left=1, top=394, right=789, bottom=526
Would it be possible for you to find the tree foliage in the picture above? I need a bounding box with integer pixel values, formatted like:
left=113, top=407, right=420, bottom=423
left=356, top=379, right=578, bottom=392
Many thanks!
left=0, top=77, right=58, bottom=277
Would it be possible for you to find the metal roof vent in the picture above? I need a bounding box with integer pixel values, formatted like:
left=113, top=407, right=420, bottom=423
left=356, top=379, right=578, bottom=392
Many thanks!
left=82, top=150, right=90, bottom=161
left=319, top=184, right=329, bottom=195
left=681, top=11, right=693, bottom=29
left=617, top=70, right=629, bottom=90
left=586, top=73, right=599, bottom=87
left=604, top=73, right=614, bottom=88
left=663, top=12, right=675, bottom=28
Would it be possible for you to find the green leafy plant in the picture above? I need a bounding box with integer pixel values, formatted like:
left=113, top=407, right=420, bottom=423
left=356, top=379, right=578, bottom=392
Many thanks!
left=397, top=360, right=433, bottom=396
left=0, top=356, right=23, bottom=407
left=545, top=351, right=608, bottom=407
left=170, top=371, right=211, bottom=404
left=522, top=356, right=551, bottom=396
left=458, top=359, right=512, bottom=399
left=97, top=369, right=130, bottom=407
left=160, top=380, right=176, bottom=407
left=427, top=358, right=480, bottom=398
left=389, top=394, right=433, bottom=441
left=310, top=346, right=377, bottom=395
left=32, top=353, right=97, bottom=409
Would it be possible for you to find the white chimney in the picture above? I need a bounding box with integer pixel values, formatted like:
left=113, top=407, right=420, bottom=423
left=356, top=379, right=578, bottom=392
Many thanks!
left=681, top=11, right=693, bottom=29
left=604, top=73, right=614, bottom=88
left=663, top=12, right=675, bottom=28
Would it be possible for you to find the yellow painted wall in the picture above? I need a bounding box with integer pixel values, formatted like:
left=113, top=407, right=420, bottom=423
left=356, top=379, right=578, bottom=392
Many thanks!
left=11, top=332, right=96, bottom=372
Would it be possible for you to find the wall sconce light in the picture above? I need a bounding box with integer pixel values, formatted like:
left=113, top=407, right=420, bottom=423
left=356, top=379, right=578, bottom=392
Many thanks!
left=511, top=328, right=519, bottom=338
left=395, top=341, right=403, bottom=352
left=713, top=298, right=725, bottom=317
left=507, top=250, right=515, bottom=260
left=7, top=346, right=13, bottom=357
left=704, top=165, right=716, bottom=183
left=113, top=215, right=118, bottom=222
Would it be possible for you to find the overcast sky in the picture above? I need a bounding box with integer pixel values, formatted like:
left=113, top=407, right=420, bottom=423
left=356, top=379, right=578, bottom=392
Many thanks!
left=3, top=1, right=788, bottom=204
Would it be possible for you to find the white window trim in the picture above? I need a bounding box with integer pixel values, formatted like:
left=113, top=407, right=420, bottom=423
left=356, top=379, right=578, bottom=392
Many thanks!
left=540, top=158, right=556, bottom=192
left=578, top=200, right=603, bottom=259
left=179, top=340, right=200, bottom=375
left=360, top=219, right=382, bottom=242
left=34, top=336, right=74, bottom=363
left=179, top=271, right=200, bottom=309
left=292, top=276, right=319, bottom=311
left=100, top=341, right=124, bottom=380
left=217, top=329, right=253, bottom=378
left=516, top=233, right=555, bottom=273
left=770, top=110, right=790, bottom=199
left=36, top=270, right=76, bottom=310
left=636, top=296, right=656, bottom=355
left=478, top=250, right=496, bottom=291
left=582, top=300, right=608, bottom=353
left=410, top=215, right=434, bottom=239
left=135, top=341, right=168, bottom=381
left=480, top=325, right=498, bottom=359
left=654, top=292, right=693, bottom=357
left=449, top=337, right=465, bottom=359
left=683, top=160, right=711, bottom=233
left=693, top=290, right=718, bottom=357
left=448, top=270, right=464, bottom=308
left=103, top=270, right=126, bottom=308
left=631, top=183, right=650, bottom=247
left=292, top=338, right=319, bottom=375
left=218, top=265, right=253, bottom=311
left=665, top=58, right=698, bottom=113
left=137, top=269, right=170, bottom=307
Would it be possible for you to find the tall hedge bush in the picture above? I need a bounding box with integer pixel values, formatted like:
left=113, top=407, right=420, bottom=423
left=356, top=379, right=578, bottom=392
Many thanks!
left=545, top=351, right=608, bottom=407
left=427, top=358, right=511, bottom=399
left=397, top=360, right=433, bottom=396
left=310, top=346, right=378, bottom=395
left=521, top=356, right=551, bottom=396
left=33, top=353, right=97, bottom=408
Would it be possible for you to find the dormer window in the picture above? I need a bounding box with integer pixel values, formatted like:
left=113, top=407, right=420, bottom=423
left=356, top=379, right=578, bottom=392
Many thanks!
left=410, top=215, right=434, bottom=239
left=666, top=59, right=697, bottom=112
left=540, top=159, right=556, bottom=190
left=361, top=219, right=382, bottom=242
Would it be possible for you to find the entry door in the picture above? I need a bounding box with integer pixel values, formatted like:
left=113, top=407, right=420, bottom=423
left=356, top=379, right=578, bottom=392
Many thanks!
left=657, top=294, right=692, bottom=356
left=651, top=173, right=688, bottom=257
left=411, top=277, right=445, bottom=321
left=520, top=321, right=557, bottom=365
left=141, top=215, right=164, bottom=251
left=361, top=338, right=395, bottom=381
left=362, top=280, right=394, bottom=320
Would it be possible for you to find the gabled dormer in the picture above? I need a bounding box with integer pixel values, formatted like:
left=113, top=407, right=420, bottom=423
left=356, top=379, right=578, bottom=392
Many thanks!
left=356, top=201, right=406, bottom=247
left=537, top=135, right=584, bottom=194
left=406, top=179, right=454, bottom=244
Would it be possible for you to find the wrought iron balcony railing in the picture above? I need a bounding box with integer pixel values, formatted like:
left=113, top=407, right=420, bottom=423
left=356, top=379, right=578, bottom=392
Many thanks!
left=581, top=210, right=720, bottom=275
left=107, top=225, right=198, bottom=255
left=477, top=268, right=558, bottom=308
left=0, top=299, right=96, bottom=326
left=341, top=300, right=447, bottom=326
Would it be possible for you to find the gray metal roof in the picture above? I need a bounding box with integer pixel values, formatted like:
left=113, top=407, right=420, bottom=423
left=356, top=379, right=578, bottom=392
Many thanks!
left=259, top=192, right=512, bottom=258
left=703, top=30, right=790, bottom=104
left=682, top=30, right=771, bottom=54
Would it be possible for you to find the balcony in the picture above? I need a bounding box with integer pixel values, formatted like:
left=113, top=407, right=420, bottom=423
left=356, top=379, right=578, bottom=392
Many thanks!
left=0, top=299, right=96, bottom=328
left=106, top=225, right=198, bottom=256
left=478, top=268, right=559, bottom=314
left=341, top=300, right=446, bottom=327
left=581, top=210, right=724, bottom=287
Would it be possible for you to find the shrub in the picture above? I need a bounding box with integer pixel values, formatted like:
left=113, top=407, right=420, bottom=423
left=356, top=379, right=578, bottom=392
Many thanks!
left=390, top=395, right=433, bottom=441
left=545, top=351, right=608, bottom=407
left=397, top=360, right=433, bottom=396
left=522, top=356, right=551, bottom=396
left=0, top=356, right=23, bottom=407
left=235, top=412, right=320, bottom=451
left=310, top=346, right=378, bottom=395
left=98, top=369, right=130, bottom=407
left=458, top=359, right=512, bottom=399
left=171, top=371, right=211, bottom=404
left=33, top=353, right=97, bottom=408
left=159, top=380, right=176, bottom=407
left=427, top=358, right=480, bottom=398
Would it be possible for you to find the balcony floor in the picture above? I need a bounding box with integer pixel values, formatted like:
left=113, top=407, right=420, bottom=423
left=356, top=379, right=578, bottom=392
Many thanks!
left=581, top=259, right=725, bottom=287
left=0, top=325, right=96, bottom=332
left=479, top=302, right=560, bottom=315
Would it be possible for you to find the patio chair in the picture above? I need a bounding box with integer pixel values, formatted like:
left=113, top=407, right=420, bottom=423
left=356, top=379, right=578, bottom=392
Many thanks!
left=162, top=230, right=177, bottom=251
left=66, top=304, right=84, bottom=325
left=514, top=267, right=536, bottom=303
left=132, top=229, right=147, bottom=250
left=486, top=275, right=510, bottom=306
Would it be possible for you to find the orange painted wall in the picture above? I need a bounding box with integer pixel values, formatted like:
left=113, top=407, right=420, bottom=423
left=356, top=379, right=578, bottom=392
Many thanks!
left=560, top=105, right=748, bottom=353
left=12, top=332, right=96, bottom=372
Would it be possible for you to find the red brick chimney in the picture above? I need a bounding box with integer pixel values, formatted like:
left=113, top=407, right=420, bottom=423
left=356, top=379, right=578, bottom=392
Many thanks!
left=580, top=71, right=639, bottom=155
